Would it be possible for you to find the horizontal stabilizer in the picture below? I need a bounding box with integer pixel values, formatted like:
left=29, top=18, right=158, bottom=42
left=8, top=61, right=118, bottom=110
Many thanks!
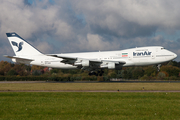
left=4, top=55, right=34, bottom=61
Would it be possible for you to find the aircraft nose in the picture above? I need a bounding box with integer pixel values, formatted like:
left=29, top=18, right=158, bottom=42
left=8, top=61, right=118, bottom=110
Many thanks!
left=166, top=51, right=177, bottom=61
left=174, top=53, right=177, bottom=59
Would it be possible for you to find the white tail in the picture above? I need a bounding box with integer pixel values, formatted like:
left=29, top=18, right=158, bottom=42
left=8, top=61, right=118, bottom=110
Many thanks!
left=6, top=32, right=42, bottom=56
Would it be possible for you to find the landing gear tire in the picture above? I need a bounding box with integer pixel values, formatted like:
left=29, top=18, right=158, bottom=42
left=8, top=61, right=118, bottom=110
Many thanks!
left=88, top=73, right=92, bottom=76
left=89, top=72, right=97, bottom=76
left=88, top=70, right=104, bottom=76
left=94, top=73, right=98, bottom=76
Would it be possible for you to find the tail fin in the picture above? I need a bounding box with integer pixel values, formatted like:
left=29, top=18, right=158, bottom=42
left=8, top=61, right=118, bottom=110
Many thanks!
left=6, top=32, right=42, bottom=56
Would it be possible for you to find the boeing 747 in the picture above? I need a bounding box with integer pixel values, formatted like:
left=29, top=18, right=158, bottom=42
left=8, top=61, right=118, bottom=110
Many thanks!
left=4, top=32, right=177, bottom=76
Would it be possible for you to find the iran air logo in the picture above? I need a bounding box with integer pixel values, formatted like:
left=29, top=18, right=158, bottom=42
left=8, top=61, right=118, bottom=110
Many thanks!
left=133, top=51, right=152, bottom=56
left=11, top=41, right=23, bottom=52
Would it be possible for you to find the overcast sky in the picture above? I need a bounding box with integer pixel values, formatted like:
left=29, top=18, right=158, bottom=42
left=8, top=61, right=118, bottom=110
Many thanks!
left=1, top=0, right=180, bottom=61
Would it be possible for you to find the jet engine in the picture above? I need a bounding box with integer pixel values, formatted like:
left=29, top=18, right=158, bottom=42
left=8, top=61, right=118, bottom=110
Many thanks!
left=74, top=59, right=89, bottom=67
left=100, top=62, right=122, bottom=70
left=108, top=62, right=115, bottom=69
left=82, top=59, right=89, bottom=67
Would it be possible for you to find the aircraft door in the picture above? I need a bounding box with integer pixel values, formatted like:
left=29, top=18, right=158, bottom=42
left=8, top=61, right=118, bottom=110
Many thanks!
left=128, top=52, right=132, bottom=60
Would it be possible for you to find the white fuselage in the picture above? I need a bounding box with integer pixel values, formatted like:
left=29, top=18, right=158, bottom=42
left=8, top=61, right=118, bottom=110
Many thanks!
left=17, top=46, right=177, bottom=69
left=6, top=32, right=177, bottom=71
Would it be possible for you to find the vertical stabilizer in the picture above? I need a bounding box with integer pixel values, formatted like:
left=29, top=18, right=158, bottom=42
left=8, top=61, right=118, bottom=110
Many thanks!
left=6, top=32, right=42, bottom=56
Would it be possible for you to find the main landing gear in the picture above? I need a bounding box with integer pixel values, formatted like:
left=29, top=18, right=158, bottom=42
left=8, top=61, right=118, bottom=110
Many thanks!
left=89, top=70, right=104, bottom=76
left=157, top=64, right=161, bottom=71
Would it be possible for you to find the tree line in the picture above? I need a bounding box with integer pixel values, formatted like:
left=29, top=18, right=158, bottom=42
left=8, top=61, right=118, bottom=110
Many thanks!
left=0, top=60, right=180, bottom=81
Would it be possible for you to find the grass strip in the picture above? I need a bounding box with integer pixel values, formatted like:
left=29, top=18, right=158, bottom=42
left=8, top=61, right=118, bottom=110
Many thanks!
left=0, top=92, right=180, bottom=120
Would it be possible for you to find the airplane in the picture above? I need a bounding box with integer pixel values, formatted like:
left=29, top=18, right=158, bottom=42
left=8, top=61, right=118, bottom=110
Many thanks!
left=4, top=32, right=177, bottom=76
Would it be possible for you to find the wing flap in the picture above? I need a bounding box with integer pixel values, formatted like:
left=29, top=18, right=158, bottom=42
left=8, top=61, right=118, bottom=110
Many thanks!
left=101, top=60, right=126, bottom=64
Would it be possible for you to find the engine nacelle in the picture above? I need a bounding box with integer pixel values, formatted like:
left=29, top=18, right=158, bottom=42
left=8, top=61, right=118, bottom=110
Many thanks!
left=74, top=59, right=89, bottom=67
left=108, top=62, right=115, bottom=69
left=82, top=59, right=89, bottom=67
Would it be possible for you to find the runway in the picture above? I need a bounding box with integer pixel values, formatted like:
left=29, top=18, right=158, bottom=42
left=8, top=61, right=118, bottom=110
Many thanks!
left=1, top=90, right=180, bottom=92
left=1, top=81, right=180, bottom=92
left=1, top=80, right=180, bottom=83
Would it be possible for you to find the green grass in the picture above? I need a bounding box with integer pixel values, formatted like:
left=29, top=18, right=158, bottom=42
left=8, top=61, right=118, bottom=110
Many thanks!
left=0, top=92, right=180, bottom=120
left=1, top=83, right=180, bottom=91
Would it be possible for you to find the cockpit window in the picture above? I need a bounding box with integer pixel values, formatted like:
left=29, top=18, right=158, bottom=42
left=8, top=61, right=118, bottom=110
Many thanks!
left=161, top=47, right=165, bottom=50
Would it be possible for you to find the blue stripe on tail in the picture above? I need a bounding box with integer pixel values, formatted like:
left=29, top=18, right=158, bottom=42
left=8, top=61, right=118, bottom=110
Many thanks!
left=6, top=32, right=25, bottom=40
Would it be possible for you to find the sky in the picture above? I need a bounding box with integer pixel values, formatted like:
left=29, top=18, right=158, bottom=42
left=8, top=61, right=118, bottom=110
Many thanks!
left=1, top=0, right=180, bottom=61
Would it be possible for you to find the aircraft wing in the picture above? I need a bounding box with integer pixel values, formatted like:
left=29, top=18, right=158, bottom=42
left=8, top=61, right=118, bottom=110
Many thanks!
left=48, top=54, right=99, bottom=63
left=48, top=54, right=126, bottom=69
left=48, top=55, right=76, bottom=60
left=4, top=55, right=34, bottom=61
left=48, top=54, right=126, bottom=63
left=47, top=54, right=78, bottom=64
left=101, top=60, right=126, bottom=64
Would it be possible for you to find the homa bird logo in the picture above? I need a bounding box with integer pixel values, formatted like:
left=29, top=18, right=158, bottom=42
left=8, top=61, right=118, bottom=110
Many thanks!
left=11, top=41, right=23, bottom=52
